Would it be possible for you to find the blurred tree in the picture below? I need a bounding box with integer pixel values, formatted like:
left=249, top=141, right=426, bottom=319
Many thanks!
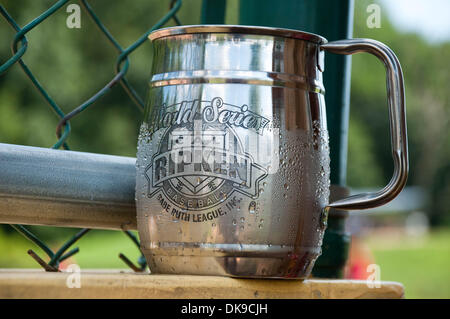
left=349, top=0, right=449, bottom=225
left=0, top=0, right=203, bottom=156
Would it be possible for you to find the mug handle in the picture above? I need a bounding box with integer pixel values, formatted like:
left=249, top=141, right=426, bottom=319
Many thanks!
left=321, top=39, right=408, bottom=210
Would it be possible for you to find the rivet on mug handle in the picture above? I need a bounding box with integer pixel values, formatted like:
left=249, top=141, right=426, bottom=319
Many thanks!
left=321, top=39, right=409, bottom=210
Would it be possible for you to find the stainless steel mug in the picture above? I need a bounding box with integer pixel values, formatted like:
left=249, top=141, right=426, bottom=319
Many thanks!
left=135, top=25, right=408, bottom=278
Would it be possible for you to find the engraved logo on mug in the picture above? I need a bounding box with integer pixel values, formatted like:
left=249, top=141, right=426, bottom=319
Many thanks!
left=145, top=97, right=269, bottom=212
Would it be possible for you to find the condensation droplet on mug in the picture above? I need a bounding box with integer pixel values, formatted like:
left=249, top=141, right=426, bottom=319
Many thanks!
left=320, top=166, right=325, bottom=177
left=219, top=194, right=227, bottom=203
left=248, top=201, right=256, bottom=214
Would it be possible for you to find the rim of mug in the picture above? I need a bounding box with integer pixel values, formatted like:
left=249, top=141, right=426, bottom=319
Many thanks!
left=149, top=24, right=327, bottom=44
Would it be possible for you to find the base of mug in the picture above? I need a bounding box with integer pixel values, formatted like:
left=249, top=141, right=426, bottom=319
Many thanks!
left=143, top=248, right=319, bottom=279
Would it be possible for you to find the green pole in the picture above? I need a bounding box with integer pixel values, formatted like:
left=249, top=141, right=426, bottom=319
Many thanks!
left=238, top=0, right=354, bottom=278
left=201, top=0, right=227, bottom=24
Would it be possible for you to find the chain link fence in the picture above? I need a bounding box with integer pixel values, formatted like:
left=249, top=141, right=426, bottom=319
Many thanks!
left=0, top=0, right=184, bottom=272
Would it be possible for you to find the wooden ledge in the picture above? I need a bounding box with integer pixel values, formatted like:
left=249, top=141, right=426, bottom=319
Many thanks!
left=0, top=269, right=404, bottom=299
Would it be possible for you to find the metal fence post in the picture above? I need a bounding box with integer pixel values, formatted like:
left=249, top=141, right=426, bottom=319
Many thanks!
left=201, top=0, right=227, bottom=24
left=238, top=0, right=354, bottom=278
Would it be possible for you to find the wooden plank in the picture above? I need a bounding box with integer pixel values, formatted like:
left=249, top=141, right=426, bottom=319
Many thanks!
left=0, top=269, right=404, bottom=299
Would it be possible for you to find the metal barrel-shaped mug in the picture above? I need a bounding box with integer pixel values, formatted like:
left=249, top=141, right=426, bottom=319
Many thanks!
left=136, top=25, right=408, bottom=278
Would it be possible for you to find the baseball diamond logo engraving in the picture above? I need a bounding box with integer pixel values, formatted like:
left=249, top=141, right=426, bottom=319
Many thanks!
left=145, top=97, right=269, bottom=211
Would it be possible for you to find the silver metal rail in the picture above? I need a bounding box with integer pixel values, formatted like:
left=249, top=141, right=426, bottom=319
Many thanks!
left=0, top=143, right=137, bottom=230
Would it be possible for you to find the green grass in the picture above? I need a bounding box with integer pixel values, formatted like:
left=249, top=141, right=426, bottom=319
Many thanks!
left=365, top=229, right=450, bottom=299
left=0, top=227, right=141, bottom=269
left=1, top=226, right=449, bottom=298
